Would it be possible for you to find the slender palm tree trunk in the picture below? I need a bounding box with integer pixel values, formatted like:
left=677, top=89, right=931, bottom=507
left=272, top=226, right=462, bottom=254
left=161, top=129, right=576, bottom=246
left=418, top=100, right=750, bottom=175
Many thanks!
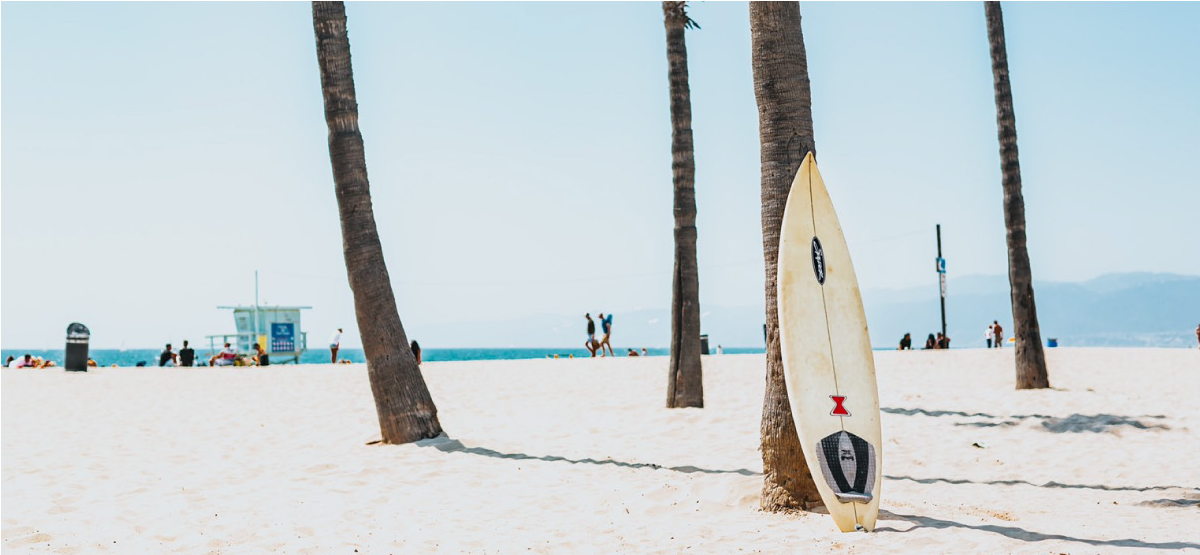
left=984, top=1, right=1050, bottom=390
left=312, top=1, right=443, bottom=443
left=749, top=1, right=822, bottom=511
left=663, top=1, right=703, bottom=409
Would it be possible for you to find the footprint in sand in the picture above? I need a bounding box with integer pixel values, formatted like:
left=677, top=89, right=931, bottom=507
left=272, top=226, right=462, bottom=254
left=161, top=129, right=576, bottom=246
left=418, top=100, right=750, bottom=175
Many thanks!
left=6, top=532, right=53, bottom=548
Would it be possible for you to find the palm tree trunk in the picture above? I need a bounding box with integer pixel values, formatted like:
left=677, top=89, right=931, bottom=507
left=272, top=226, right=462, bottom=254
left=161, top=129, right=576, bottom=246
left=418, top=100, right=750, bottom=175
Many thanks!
left=663, top=1, right=703, bottom=409
left=749, top=1, right=822, bottom=511
left=312, top=1, right=443, bottom=443
left=984, top=1, right=1050, bottom=390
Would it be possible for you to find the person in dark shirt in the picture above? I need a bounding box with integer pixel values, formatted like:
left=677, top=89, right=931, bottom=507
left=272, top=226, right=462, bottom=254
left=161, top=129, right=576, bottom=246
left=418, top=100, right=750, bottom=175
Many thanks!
left=158, top=344, right=177, bottom=367
left=584, top=313, right=598, bottom=357
left=898, top=333, right=912, bottom=350
left=923, top=334, right=937, bottom=349
left=410, top=340, right=422, bottom=365
left=936, top=333, right=951, bottom=350
left=179, top=340, right=195, bottom=367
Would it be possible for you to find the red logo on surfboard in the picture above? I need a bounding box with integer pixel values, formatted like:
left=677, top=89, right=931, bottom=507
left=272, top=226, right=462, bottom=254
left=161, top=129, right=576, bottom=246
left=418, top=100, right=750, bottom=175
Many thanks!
left=830, top=395, right=850, bottom=417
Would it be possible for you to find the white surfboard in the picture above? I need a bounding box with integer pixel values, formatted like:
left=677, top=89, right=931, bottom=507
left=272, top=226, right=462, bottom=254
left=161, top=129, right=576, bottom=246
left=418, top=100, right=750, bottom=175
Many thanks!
left=777, top=152, right=882, bottom=532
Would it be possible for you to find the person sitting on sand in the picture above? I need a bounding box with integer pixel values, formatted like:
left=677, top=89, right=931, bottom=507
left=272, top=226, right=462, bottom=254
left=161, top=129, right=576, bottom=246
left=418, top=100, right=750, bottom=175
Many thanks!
left=87, top=358, right=98, bottom=367
left=14, top=354, right=36, bottom=368
left=923, top=334, right=936, bottom=350
left=641, top=348, right=648, bottom=356
left=210, top=343, right=238, bottom=367
left=4, top=356, right=13, bottom=367
left=410, top=340, right=422, bottom=365
left=253, top=343, right=269, bottom=366
left=159, top=344, right=178, bottom=367
left=898, top=333, right=912, bottom=350
left=627, top=348, right=639, bottom=357
left=937, top=332, right=951, bottom=349
left=179, top=340, right=195, bottom=367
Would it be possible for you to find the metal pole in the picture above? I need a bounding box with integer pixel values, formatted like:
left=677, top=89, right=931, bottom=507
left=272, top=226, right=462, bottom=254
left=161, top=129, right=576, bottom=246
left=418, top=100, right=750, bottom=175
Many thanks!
left=254, top=271, right=260, bottom=351
left=937, top=225, right=946, bottom=338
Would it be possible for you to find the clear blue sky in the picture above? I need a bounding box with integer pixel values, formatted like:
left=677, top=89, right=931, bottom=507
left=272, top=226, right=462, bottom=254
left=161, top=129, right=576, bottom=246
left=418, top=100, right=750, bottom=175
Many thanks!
left=3, top=2, right=1198, bottom=349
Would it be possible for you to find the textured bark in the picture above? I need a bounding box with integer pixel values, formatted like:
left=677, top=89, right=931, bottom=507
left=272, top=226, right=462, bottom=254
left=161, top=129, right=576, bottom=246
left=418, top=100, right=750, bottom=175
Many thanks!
left=663, top=1, right=704, bottom=409
left=985, top=2, right=1050, bottom=390
left=312, top=1, right=443, bottom=443
left=749, top=1, right=823, bottom=512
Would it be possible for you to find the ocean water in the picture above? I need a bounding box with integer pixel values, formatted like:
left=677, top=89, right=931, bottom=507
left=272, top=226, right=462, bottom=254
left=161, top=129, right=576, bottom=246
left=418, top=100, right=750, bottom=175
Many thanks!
left=1, top=347, right=767, bottom=367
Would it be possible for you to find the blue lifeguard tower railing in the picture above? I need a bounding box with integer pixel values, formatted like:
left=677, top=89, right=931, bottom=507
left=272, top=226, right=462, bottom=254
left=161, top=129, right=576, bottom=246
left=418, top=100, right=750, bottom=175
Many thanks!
left=205, top=272, right=310, bottom=364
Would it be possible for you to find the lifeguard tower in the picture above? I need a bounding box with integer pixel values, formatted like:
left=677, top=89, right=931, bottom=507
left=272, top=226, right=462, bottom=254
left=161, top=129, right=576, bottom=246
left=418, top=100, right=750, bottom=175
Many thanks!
left=206, top=305, right=311, bottom=364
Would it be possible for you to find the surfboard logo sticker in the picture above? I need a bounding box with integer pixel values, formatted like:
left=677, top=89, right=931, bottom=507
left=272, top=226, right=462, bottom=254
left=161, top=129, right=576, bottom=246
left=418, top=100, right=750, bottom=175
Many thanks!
left=811, top=237, right=826, bottom=284
left=817, top=431, right=876, bottom=504
left=830, top=395, right=850, bottom=417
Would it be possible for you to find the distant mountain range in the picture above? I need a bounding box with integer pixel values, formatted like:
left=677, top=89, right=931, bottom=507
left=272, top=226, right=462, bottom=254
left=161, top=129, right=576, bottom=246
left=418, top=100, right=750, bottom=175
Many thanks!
left=411, top=273, right=1200, bottom=349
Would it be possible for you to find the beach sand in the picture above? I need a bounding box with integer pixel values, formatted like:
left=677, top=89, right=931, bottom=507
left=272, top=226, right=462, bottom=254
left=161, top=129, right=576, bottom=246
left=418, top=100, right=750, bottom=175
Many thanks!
left=3, top=348, right=1198, bottom=554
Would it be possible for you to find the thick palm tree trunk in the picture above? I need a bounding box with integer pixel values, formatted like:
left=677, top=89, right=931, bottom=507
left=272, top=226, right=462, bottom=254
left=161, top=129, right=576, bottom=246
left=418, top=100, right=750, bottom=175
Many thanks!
left=663, top=1, right=703, bottom=409
left=984, top=1, right=1050, bottom=390
left=312, top=1, right=443, bottom=443
left=749, top=1, right=822, bottom=511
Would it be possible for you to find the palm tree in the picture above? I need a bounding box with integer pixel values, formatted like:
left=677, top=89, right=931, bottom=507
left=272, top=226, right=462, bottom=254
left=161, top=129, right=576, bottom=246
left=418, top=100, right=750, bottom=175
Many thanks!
left=663, top=1, right=703, bottom=409
left=312, top=1, right=444, bottom=443
left=984, top=1, right=1050, bottom=390
left=748, top=2, right=822, bottom=511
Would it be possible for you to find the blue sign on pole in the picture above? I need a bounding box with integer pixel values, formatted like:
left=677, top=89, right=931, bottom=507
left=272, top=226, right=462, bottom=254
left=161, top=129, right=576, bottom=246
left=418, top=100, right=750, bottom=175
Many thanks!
left=936, top=257, right=946, bottom=274
left=271, top=323, right=295, bottom=352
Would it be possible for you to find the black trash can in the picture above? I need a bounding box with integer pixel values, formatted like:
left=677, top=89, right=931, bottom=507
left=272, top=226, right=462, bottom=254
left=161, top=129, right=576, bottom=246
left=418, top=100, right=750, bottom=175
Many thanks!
left=700, top=334, right=710, bottom=356
left=65, top=322, right=90, bottom=372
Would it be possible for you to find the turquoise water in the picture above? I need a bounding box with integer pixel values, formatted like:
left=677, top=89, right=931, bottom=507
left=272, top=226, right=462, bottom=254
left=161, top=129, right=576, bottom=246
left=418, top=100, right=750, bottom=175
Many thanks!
left=1, top=347, right=767, bottom=367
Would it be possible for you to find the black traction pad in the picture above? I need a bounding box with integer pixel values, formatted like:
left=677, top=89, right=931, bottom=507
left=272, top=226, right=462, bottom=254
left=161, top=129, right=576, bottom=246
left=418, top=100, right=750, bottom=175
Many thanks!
left=817, top=431, right=876, bottom=503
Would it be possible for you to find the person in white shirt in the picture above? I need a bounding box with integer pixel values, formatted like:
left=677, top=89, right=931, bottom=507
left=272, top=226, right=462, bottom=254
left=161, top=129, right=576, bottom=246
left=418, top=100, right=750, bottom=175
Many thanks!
left=330, top=328, right=343, bottom=364
left=986, top=324, right=994, bottom=348
left=210, top=343, right=238, bottom=367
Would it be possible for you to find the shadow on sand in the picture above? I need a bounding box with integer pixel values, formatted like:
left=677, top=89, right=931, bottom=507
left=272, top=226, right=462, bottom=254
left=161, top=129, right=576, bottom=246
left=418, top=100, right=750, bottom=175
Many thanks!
left=415, top=435, right=761, bottom=476
left=877, top=512, right=1200, bottom=550
left=881, top=407, right=1170, bottom=433
left=885, top=474, right=1198, bottom=493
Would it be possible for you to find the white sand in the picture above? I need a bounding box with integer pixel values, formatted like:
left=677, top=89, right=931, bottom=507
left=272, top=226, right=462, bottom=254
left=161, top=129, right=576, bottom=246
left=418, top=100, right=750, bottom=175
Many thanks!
left=3, top=348, right=1198, bottom=554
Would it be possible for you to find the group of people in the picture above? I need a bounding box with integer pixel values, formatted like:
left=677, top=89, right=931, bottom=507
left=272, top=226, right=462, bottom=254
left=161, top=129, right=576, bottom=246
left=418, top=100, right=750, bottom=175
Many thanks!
left=897, top=332, right=951, bottom=350
left=985, top=320, right=1005, bottom=348
left=584, top=313, right=614, bottom=357
left=897, top=320, right=1007, bottom=350
left=5, top=354, right=57, bottom=368
left=155, top=340, right=270, bottom=367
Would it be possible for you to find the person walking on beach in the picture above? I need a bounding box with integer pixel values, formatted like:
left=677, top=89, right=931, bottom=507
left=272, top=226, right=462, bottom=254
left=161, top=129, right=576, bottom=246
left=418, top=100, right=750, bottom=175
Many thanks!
left=992, top=321, right=1004, bottom=348
left=986, top=323, right=994, bottom=348
left=159, top=344, right=178, bottom=367
left=179, top=340, right=195, bottom=367
left=597, top=312, right=614, bottom=357
left=584, top=313, right=598, bottom=357
left=330, top=328, right=343, bottom=363
left=898, top=333, right=912, bottom=350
